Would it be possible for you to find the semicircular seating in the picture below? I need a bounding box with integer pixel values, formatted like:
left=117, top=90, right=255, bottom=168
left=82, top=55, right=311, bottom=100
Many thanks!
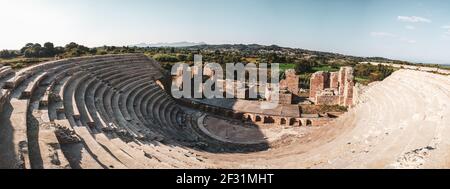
left=0, top=54, right=224, bottom=169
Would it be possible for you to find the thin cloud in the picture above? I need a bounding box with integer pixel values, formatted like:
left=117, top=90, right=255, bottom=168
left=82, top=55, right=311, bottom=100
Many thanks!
left=397, top=16, right=431, bottom=23
left=371, top=32, right=416, bottom=44
left=400, top=38, right=417, bottom=44
left=442, top=35, right=450, bottom=41
left=441, top=25, right=450, bottom=39
left=370, top=32, right=396, bottom=37
left=405, top=25, right=416, bottom=30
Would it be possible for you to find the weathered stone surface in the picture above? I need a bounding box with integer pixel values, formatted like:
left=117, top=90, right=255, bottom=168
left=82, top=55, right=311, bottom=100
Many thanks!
left=283, top=69, right=300, bottom=95
left=330, top=72, right=339, bottom=89
left=309, top=71, right=329, bottom=99
left=278, top=90, right=293, bottom=105
left=315, top=95, right=340, bottom=105
left=309, top=67, right=354, bottom=107
left=54, top=124, right=81, bottom=144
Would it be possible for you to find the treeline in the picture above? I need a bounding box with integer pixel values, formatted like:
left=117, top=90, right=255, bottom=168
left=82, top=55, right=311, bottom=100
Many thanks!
left=148, top=50, right=344, bottom=69
left=20, top=42, right=64, bottom=58
left=0, top=50, right=18, bottom=59
left=2, top=43, right=397, bottom=67
left=0, top=42, right=401, bottom=83
left=0, top=42, right=142, bottom=60
left=153, top=53, right=193, bottom=63
left=354, top=64, right=395, bottom=84
left=150, top=51, right=300, bottom=64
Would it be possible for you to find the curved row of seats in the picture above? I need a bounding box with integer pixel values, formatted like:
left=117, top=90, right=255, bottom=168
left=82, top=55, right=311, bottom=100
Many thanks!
left=0, top=65, right=14, bottom=108
left=0, top=54, right=218, bottom=169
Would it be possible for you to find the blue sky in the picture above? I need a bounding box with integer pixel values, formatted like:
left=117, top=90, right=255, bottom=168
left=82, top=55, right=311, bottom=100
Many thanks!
left=1, top=0, right=450, bottom=64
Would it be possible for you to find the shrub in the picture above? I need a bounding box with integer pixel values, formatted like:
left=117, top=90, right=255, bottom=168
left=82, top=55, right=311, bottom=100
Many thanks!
left=153, top=54, right=179, bottom=62
left=12, top=63, right=24, bottom=69
left=354, top=63, right=395, bottom=83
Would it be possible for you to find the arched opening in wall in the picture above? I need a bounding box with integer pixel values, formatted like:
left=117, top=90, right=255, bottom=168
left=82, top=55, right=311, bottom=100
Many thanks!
left=289, top=118, right=297, bottom=126
left=298, top=119, right=303, bottom=126
left=264, top=116, right=275, bottom=124
left=255, top=115, right=262, bottom=122
left=281, top=118, right=287, bottom=125
left=246, top=114, right=253, bottom=121
left=306, top=119, right=312, bottom=126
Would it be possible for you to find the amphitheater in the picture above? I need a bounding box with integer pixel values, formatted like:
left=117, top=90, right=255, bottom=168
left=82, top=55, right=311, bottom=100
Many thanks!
left=0, top=54, right=449, bottom=169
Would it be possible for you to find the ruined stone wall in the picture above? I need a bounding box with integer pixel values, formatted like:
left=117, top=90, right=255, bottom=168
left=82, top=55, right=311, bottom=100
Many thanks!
left=339, top=67, right=354, bottom=107
left=330, top=72, right=339, bottom=90
left=284, top=69, right=300, bottom=95
left=315, top=95, right=340, bottom=106
left=309, top=71, right=330, bottom=99
left=311, top=118, right=335, bottom=127
left=278, top=92, right=293, bottom=105
left=310, top=67, right=355, bottom=107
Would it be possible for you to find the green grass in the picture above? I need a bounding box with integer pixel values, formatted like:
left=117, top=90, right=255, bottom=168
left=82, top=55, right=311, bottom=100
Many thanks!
left=0, top=57, right=54, bottom=69
left=441, top=65, right=450, bottom=70
left=355, top=77, right=370, bottom=85
left=276, top=64, right=341, bottom=88
left=244, top=57, right=258, bottom=63
left=277, top=63, right=340, bottom=74
left=311, top=65, right=340, bottom=72
left=278, top=63, right=296, bottom=73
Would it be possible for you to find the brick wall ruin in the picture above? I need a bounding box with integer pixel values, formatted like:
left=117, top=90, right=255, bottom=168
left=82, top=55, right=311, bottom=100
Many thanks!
left=278, top=90, right=293, bottom=105
left=309, top=67, right=354, bottom=107
left=281, top=69, right=300, bottom=96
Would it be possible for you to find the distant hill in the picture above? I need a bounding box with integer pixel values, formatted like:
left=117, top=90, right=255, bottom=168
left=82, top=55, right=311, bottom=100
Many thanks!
left=129, top=42, right=407, bottom=64
left=182, top=44, right=402, bottom=63
left=131, top=42, right=207, bottom=48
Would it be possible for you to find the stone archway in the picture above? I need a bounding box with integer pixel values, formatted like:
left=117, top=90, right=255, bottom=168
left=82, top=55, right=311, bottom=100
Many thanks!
left=245, top=114, right=253, bottom=122
left=264, top=116, right=275, bottom=124
left=289, top=118, right=297, bottom=126
left=255, top=115, right=262, bottom=122
left=280, top=118, right=287, bottom=125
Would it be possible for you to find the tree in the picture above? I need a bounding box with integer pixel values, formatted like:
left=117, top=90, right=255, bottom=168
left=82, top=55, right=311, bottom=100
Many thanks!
left=54, top=47, right=65, bottom=55
left=21, top=43, right=34, bottom=54
left=187, top=53, right=194, bottom=62
left=23, top=43, right=42, bottom=58
left=0, top=50, right=18, bottom=59
left=176, top=54, right=188, bottom=62
left=43, top=42, right=54, bottom=50
left=20, top=42, right=61, bottom=58
left=42, top=42, right=56, bottom=57
left=295, top=59, right=313, bottom=74
left=65, top=42, right=79, bottom=50
left=354, top=63, right=394, bottom=83
left=64, top=42, right=90, bottom=57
